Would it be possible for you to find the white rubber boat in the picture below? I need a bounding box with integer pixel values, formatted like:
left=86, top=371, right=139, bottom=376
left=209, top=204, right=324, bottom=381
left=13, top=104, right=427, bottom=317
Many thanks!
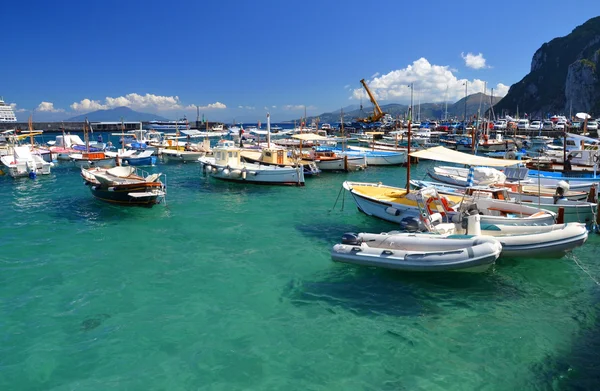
left=429, top=214, right=589, bottom=258
left=331, top=232, right=502, bottom=272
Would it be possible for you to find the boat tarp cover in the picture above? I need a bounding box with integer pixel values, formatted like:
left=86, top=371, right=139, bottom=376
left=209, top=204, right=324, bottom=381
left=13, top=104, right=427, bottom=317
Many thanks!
left=409, top=146, right=529, bottom=167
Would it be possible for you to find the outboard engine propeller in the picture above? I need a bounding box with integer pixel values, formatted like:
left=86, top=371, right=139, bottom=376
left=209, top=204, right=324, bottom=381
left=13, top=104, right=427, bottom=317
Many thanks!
left=341, top=233, right=362, bottom=245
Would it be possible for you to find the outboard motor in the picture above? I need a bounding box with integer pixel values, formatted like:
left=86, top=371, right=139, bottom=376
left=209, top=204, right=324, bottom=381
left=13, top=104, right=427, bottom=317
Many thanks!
left=341, top=233, right=362, bottom=245
left=554, top=180, right=570, bottom=204
left=399, top=216, right=422, bottom=232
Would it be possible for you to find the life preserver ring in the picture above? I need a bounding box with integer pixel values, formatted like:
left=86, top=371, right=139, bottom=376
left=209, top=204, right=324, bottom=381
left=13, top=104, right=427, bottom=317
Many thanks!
left=426, top=196, right=450, bottom=216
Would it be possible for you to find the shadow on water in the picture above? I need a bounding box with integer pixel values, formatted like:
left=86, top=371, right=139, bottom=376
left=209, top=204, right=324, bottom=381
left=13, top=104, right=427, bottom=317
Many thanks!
left=283, top=263, right=524, bottom=319
left=48, top=194, right=161, bottom=225
left=295, top=220, right=401, bottom=246
left=531, top=290, right=600, bottom=390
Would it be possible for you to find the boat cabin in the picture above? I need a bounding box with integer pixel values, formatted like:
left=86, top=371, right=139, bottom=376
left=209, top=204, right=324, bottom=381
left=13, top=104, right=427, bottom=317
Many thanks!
left=259, top=148, right=289, bottom=165
left=214, top=140, right=242, bottom=166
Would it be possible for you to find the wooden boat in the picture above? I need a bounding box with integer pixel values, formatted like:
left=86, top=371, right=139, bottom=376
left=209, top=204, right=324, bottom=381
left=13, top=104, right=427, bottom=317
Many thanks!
left=240, top=147, right=321, bottom=176
left=331, top=232, right=501, bottom=272
left=70, top=120, right=115, bottom=167
left=302, top=148, right=366, bottom=171
left=199, top=140, right=305, bottom=186
left=81, top=166, right=166, bottom=206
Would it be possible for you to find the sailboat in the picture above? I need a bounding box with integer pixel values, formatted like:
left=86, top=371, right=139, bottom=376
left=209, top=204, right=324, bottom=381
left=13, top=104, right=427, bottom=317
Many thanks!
left=69, top=119, right=115, bottom=167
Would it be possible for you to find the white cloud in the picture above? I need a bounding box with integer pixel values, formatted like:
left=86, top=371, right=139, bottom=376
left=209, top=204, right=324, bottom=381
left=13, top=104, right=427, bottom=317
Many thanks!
left=238, top=105, right=255, bottom=110
left=350, top=57, right=509, bottom=104
left=461, top=52, right=489, bottom=69
left=9, top=103, right=27, bottom=113
left=70, top=93, right=226, bottom=112
left=197, top=102, right=226, bottom=110
left=70, top=98, right=107, bottom=112
left=36, top=102, right=64, bottom=112
left=494, top=83, right=510, bottom=97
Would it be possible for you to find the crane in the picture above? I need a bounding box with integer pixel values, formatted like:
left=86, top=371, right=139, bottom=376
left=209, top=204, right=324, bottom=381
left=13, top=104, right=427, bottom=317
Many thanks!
left=357, top=78, right=385, bottom=123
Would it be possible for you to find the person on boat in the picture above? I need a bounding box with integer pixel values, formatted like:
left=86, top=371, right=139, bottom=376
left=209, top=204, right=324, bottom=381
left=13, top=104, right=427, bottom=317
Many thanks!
left=185, top=135, right=192, bottom=151
left=564, top=155, right=573, bottom=171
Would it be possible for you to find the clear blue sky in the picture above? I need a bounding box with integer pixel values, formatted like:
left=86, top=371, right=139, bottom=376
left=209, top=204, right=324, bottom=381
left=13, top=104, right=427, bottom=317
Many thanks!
left=3, top=0, right=598, bottom=122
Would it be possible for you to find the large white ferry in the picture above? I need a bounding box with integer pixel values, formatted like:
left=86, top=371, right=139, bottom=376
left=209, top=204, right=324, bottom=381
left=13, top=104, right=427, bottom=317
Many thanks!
left=0, top=97, right=17, bottom=123
left=146, top=120, right=190, bottom=131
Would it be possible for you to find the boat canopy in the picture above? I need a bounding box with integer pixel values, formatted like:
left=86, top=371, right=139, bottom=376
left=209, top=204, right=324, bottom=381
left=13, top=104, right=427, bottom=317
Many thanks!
left=565, top=133, right=600, bottom=146
left=292, top=133, right=329, bottom=141
left=410, top=146, right=528, bottom=167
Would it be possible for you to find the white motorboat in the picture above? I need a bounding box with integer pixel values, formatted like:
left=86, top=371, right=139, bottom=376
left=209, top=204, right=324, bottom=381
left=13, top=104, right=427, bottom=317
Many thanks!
left=343, top=181, right=556, bottom=227
left=199, top=140, right=305, bottom=186
left=411, top=180, right=596, bottom=228
left=331, top=232, right=502, bottom=272
left=332, top=146, right=406, bottom=166
left=160, top=148, right=206, bottom=162
left=0, top=146, right=53, bottom=177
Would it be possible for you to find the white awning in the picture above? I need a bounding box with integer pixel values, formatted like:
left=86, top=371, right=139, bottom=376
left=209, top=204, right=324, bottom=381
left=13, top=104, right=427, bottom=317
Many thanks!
left=409, top=146, right=528, bottom=167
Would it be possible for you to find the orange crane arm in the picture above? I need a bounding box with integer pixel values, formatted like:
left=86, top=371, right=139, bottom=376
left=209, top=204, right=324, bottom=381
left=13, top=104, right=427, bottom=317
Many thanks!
left=359, top=79, right=384, bottom=122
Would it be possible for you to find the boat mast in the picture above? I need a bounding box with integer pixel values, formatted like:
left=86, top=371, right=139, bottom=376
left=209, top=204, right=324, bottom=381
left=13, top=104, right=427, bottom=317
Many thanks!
left=444, top=85, right=449, bottom=121
left=28, top=115, right=34, bottom=147
left=84, top=118, right=90, bottom=153
left=266, top=112, right=271, bottom=148
left=340, top=108, right=345, bottom=152
left=406, top=83, right=413, bottom=194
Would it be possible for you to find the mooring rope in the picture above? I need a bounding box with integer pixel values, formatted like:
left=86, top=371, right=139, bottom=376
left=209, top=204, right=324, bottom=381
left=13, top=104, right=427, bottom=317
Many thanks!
left=572, top=256, right=600, bottom=286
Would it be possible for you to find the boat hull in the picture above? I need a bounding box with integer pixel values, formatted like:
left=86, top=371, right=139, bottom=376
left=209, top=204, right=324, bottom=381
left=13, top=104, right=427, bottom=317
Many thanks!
left=88, top=185, right=163, bottom=206
left=489, top=223, right=589, bottom=258
left=331, top=234, right=501, bottom=272
left=199, top=160, right=305, bottom=186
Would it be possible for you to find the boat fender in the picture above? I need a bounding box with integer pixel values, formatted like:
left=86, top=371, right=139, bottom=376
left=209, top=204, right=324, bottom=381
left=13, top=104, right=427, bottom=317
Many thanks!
left=91, top=186, right=97, bottom=190
left=29, top=170, right=37, bottom=179
left=385, top=207, right=401, bottom=216
left=223, top=166, right=231, bottom=176
left=212, top=167, right=218, bottom=173
left=231, top=169, right=242, bottom=178
left=466, top=214, right=482, bottom=235
left=205, top=164, right=212, bottom=172
left=241, top=169, right=247, bottom=180
left=249, top=171, right=258, bottom=176
left=108, top=187, right=115, bottom=192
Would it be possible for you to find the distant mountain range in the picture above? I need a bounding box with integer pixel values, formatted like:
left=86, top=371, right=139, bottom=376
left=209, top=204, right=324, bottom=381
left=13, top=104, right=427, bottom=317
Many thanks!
left=66, top=106, right=170, bottom=122
left=292, top=93, right=503, bottom=124
left=495, top=16, right=600, bottom=117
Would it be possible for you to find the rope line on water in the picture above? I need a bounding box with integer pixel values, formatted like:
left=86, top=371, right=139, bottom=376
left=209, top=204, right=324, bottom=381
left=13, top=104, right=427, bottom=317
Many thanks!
left=572, top=256, right=600, bottom=286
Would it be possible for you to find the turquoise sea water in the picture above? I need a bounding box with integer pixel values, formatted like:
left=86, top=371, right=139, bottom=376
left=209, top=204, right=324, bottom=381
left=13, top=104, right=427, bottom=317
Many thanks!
left=1, top=135, right=600, bottom=390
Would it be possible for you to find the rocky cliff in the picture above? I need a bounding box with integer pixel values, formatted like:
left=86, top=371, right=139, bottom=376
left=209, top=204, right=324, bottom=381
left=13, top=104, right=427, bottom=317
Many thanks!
left=494, top=16, right=600, bottom=117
